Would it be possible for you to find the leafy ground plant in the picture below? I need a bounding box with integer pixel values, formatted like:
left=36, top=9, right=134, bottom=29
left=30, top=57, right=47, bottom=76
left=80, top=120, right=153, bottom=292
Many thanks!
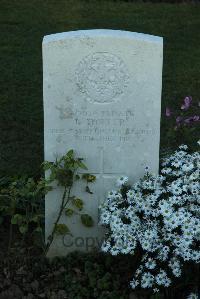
left=0, top=176, right=49, bottom=252
left=43, top=149, right=96, bottom=255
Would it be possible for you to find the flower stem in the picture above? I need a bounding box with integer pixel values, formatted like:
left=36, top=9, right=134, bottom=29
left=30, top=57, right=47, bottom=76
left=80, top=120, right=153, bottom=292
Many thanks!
left=44, top=185, right=70, bottom=255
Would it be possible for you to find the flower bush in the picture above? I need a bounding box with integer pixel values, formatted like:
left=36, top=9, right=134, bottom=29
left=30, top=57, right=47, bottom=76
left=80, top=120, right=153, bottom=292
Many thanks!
left=166, top=96, right=200, bottom=128
left=99, top=143, right=200, bottom=292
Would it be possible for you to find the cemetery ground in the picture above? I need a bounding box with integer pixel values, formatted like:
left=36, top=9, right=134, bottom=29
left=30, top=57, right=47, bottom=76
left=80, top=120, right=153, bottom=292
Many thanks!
left=0, top=1, right=200, bottom=299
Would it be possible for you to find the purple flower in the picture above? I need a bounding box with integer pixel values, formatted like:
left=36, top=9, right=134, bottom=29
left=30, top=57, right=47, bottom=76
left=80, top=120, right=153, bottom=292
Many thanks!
left=184, top=115, right=200, bottom=124
left=184, top=117, right=194, bottom=124
left=193, top=115, right=200, bottom=121
left=181, top=96, right=192, bottom=110
left=174, top=116, right=183, bottom=129
left=165, top=107, right=172, bottom=117
left=176, top=116, right=182, bottom=124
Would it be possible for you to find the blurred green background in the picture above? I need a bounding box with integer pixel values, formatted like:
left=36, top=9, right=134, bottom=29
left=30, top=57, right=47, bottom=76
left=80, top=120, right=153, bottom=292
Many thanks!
left=0, top=0, right=200, bottom=176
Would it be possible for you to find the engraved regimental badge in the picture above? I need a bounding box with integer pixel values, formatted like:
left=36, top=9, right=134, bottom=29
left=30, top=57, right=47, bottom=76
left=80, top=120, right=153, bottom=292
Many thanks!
left=76, top=52, right=129, bottom=103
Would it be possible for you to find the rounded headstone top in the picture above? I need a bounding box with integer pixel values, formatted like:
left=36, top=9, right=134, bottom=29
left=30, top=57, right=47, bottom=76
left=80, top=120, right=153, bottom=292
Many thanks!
left=43, top=29, right=163, bottom=44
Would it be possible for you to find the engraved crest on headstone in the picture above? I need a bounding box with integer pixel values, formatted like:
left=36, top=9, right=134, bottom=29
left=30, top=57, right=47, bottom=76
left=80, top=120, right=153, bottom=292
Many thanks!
left=76, top=52, right=129, bottom=103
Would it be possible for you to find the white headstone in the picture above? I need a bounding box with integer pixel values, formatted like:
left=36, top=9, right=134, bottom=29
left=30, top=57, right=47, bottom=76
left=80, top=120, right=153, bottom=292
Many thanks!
left=43, top=29, right=163, bottom=256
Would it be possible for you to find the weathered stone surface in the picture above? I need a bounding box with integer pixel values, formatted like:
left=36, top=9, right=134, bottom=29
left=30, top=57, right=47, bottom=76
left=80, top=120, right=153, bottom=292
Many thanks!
left=43, top=29, right=163, bottom=256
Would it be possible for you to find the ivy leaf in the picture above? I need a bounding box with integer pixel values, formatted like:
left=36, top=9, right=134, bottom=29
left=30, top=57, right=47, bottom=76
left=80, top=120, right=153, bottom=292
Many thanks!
left=72, top=198, right=84, bottom=210
left=81, top=214, right=94, bottom=227
left=65, top=208, right=74, bottom=217
left=85, top=186, right=93, bottom=194
left=55, top=223, right=70, bottom=235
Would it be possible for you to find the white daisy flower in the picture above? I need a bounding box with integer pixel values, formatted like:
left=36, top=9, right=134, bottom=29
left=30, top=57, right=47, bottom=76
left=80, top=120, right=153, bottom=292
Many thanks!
left=187, top=293, right=198, bottom=299
left=116, top=176, right=128, bottom=187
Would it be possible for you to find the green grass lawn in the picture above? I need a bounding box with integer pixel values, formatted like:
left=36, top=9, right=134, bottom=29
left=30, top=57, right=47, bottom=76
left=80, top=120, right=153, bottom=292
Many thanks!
left=0, top=0, right=200, bottom=176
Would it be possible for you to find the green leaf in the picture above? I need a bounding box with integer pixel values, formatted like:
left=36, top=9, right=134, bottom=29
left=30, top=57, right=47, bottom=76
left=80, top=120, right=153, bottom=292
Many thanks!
left=56, top=169, right=73, bottom=187
left=34, top=227, right=43, bottom=233
left=31, top=215, right=39, bottom=223
left=42, top=161, right=54, bottom=171
left=81, top=214, right=94, bottom=227
left=11, top=214, right=23, bottom=224
left=82, top=174, right=96, bottom=183
left=0, top=205, right=8, bottom=212
left=76, top=160, right=88, bottom=170
left=65, top=208, right=74, bottom=217
left=85, top=186, right=93, bottom=194
left=72, top=198, right=84, bottom=210
left=66, top=149, right=74, bottom=158
left=55, top=223, right=70, bottom=235
left=19, top=225, right=28, bottom=234
left=0, top=216, right=3, bottom=225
